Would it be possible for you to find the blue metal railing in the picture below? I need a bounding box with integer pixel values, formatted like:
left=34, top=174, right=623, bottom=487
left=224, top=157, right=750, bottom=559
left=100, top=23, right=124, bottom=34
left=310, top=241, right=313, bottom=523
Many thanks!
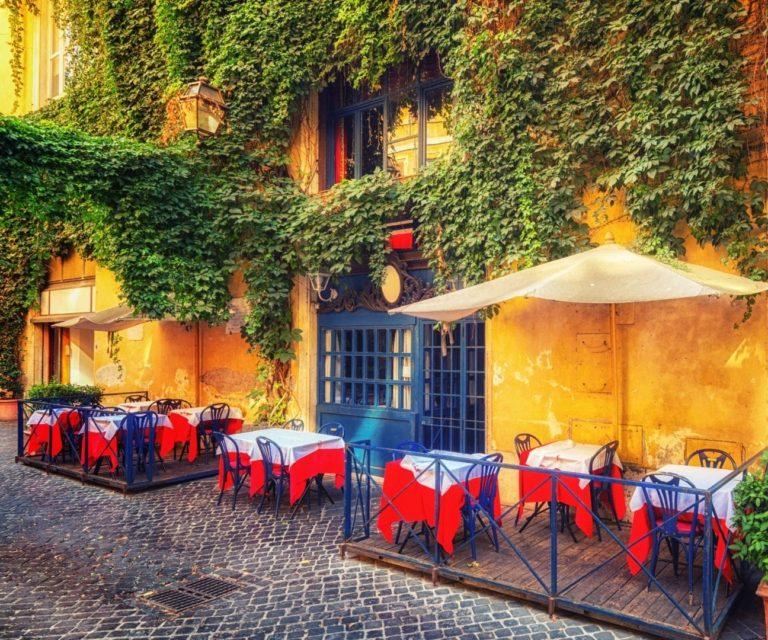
left=342, top=442, right=766, bottom=640
left=16, top=399, right=159, bottom=487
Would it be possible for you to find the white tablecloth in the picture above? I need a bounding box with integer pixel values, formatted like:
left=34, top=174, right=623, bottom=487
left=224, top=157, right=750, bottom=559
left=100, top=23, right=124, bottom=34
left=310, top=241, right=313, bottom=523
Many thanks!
left=26, top=407, right=69, bottom=427
left=629, top=464, right=741, bottom=529
left=79, top=413, right=170, bottom=441
left=525, top=439, right=623, bottom=489
left=400, top=450, right=490, bottom=495
left=170, top=406, right=244, bottom=427
left=117, top=400, right=153, bottom=412
left=219, top=428, right=343, bottom=466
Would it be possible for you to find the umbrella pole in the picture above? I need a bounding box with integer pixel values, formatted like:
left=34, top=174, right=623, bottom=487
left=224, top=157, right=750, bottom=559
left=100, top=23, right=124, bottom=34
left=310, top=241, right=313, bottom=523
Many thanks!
left=610, top=303, right=620, bottom=438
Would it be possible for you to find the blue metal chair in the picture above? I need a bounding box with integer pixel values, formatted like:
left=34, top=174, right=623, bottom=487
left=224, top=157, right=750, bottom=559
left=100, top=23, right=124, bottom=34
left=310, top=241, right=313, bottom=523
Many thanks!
left=213, top=432, right=251, bottom=510
left=462, top=453, right=504, bottom=560
left=315, top=422, right=346, bottom=505
left=21, top=402, right=56, bottom=461
left=282, top=418, right=305, bottom=431
left=148, top=398, right=191, bottom=415
left=641, top=472, right=704, bottom=602
left=196, top=403, right=230, bottom=462
left=685, top=448, right=736, bottom=470
left=256, top=436, right=290, bottom=517
left=514, top=433, right=541, bottom=459
left=589, top=440, right=622, bottom=540
left=390, top=441, right=428, bottom=462
left=318, top=422, right=344, bottom=439
left=121, top=411, right=159, bottom=480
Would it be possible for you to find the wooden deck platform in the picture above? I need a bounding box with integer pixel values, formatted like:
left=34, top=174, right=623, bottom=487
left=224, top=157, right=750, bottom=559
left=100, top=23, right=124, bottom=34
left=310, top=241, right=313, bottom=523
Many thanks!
left=342, top=509, right=741, bottom=640
left=16, top=454, right=219, bottom=492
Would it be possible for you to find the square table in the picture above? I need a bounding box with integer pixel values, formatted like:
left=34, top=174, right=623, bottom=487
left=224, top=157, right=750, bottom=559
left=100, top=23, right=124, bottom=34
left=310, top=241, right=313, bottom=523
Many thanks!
left=117, top=400, right=154, bottom=412
left=518, top=439, right=625, bottom=538
left=25, top=407, right=73, bottom=458
left=167, top=406, right=244, bottom=462
left=377, top=450, right=501, bottom=555
left=626, top=464, right=741, bottom=583
left=217, top=428, right=345, bottom=504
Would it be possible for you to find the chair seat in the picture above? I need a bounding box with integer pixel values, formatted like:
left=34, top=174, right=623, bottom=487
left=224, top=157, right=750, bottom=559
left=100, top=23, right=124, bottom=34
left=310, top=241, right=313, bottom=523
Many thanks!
left=655, top=518, right=703, bottom=535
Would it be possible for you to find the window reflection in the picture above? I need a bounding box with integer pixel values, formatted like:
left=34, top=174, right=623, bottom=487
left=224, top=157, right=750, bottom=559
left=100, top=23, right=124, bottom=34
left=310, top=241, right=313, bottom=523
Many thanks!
left=387, top=91, right=419, bottom=178
left=333, top=115, right=355, bottom=181
left=362, top=105, right=384, bottom=177
left=425, top=86, right=452, bottom=163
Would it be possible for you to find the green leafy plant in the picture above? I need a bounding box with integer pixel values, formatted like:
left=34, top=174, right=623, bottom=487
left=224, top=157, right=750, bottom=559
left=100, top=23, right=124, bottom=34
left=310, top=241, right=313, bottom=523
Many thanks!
left=27, top=382, right=104, bottom=405
left=732, top=453, right=768, bottom=575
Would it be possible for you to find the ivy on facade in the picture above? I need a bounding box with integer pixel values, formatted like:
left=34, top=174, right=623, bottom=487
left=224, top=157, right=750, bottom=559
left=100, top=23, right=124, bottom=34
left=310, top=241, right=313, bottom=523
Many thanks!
left=0, top=0, right=766, bottom=399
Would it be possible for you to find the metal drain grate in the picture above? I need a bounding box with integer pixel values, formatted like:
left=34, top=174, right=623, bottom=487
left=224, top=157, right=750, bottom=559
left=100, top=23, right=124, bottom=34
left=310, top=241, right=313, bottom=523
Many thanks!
left=186, top=577, right=240, bottom=598
left=142, top=575, right=241, bottom=614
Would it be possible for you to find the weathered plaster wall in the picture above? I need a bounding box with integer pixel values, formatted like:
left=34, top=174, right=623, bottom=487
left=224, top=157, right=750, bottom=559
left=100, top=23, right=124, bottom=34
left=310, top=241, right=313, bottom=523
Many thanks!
left=490, top=194, right=768, bottom=506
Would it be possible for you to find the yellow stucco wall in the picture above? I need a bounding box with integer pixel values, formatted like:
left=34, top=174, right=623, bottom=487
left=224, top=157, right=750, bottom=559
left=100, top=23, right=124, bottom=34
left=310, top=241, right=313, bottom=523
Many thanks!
left=488, top=195, right=768, bottom=498
left=0, top=7, right=14, bottom=114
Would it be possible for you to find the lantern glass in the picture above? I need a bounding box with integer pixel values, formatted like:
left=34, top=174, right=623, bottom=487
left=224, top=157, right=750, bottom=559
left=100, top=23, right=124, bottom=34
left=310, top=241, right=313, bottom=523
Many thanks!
left=179, top=77, right=226, bottom=137
left=308, top=272, right=331, bottom=293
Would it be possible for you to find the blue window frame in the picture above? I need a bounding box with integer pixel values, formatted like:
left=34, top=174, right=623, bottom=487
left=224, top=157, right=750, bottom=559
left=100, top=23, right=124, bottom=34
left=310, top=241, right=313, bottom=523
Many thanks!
left=326, top=71, right=453, bottom=186
left=421, top=320, right=485, bottom=454
left=320, top=326, right=414, bottom=410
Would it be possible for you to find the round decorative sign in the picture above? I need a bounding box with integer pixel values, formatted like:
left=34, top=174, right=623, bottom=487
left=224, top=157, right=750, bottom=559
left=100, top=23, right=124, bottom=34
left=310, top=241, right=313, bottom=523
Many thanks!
left=381, top=265, right=403, bottom=305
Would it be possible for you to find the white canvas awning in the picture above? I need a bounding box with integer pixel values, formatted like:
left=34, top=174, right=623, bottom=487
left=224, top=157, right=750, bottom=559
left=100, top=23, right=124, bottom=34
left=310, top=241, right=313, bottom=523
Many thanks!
left=52, top=305, right=147, bottom=332
left=390, top=243, right=768, bottom=322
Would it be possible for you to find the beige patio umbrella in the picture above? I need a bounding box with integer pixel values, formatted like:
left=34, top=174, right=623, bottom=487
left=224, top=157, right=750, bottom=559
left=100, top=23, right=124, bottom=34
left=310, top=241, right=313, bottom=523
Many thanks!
left=389, top=242, right=768, bottom=434
left=53, top=305, right=147, bottom=332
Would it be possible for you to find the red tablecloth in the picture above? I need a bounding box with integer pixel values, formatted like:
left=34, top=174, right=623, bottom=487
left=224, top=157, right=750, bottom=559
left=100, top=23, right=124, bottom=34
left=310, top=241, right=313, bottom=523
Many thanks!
left=377, top=460, right=502, bottom=555
left=80, top=430, right=118, bottom=471
left=25, top=410, right=76, bottom=458
left=626, top=508, right=734, bottom=583
left=218, top=447, right=344, bottom=504
left=517, top=448, right=626, bottom=538
left=165, top=414, right=244, bottom=461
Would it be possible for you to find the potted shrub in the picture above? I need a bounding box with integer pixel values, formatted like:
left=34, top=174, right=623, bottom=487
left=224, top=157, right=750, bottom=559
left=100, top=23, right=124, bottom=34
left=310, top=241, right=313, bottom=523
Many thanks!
left=26, top=382, right=104, bottom=406
left=732, top=452, right=768, bottom=637
left=0, top=389, right=18, bottom=422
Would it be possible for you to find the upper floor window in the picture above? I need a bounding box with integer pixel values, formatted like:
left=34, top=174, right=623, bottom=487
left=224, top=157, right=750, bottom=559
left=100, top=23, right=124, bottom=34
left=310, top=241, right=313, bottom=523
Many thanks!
left=47, top=11, right=64, bottom=100
left=33, top=0, right=66, bottom=109
left=325, top=57, right=453, bottom=186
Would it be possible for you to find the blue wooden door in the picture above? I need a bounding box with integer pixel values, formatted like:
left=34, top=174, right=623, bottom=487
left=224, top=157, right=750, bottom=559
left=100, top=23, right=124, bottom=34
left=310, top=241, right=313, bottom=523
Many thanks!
left=420, top=320, right=486, bottom=453
left=317, top=310, right=418, bottom=471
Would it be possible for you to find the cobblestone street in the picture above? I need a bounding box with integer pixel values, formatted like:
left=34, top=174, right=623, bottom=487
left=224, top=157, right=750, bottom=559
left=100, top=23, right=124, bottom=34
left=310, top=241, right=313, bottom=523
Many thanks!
left=0, top=425, right=763, bottom=640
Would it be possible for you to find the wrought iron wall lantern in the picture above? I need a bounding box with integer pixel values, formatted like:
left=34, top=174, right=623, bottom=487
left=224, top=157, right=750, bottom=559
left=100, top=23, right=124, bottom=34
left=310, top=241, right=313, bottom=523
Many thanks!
left=307, top=271, right=338, bottom=304
left=179, top=77, right=227, bottom=137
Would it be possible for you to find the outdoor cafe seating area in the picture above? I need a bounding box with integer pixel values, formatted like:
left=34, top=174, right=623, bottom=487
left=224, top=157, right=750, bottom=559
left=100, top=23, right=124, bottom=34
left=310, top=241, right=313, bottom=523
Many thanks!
left=340, top=435, right=759, bottom=640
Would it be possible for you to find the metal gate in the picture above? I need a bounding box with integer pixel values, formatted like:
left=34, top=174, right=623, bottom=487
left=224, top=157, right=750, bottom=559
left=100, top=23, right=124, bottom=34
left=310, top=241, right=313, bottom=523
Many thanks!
left=421, top=320, right=485, bottom=453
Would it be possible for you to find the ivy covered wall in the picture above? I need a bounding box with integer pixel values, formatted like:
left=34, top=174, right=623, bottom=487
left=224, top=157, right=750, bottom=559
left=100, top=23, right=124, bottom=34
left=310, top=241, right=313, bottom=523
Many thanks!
left=0, top=0, right=766, bottom=404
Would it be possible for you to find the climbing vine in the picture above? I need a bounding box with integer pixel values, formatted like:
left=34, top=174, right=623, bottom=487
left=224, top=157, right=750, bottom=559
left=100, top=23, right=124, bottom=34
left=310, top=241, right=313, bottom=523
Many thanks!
left=0, top=0, right=766, bottom=401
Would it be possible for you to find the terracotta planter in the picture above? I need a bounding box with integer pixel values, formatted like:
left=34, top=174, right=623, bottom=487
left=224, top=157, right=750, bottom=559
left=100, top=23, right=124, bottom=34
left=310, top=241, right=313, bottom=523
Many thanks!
left=0, top=399, right=18, bottom=422
left=758, top=581, right=768, bottom=639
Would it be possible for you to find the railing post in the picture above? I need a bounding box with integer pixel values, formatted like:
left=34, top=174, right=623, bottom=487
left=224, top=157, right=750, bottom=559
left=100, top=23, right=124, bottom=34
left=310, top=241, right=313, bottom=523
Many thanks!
left=549, top=473, right=558, bottom=617
left=343, top=445, right=353, bottom=540
left=124, top=420, right=134, bottom=486
left=82, top=411, right=90, bottom=474
left=364, top=446, right=371, bottom=538
left=146, top=422, right=155, bottom=483
left=434, top=459, right=441, bottom=566
left=702, top=492, right=714, bottom=636
left=16, top=400, right=23, bottom=458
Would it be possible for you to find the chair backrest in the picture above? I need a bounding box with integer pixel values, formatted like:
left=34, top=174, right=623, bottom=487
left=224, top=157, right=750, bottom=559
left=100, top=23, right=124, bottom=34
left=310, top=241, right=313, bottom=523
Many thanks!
left=685, top=448, right=736, bottom=470
left=641, top=472, right=698, bottom=536
left=319, top=422, right=344, bottom=439
left=148, top=398, right=190, bottom=415
left=282, top=418, right=304, bottom=431
left=200, top=403, right=230, bottom=432
left=212, top=432, right=242, bottom=474
left=391, top=441, right=428, bottom=461
left=466, top=452, right=504, bottom=512
left=514, top=433, right=541, bottom=458
left=256, top=436, right=285, bottom=481
left=124, top=393, right=147, bottom=403
left=589, top=440, right=619, bottom=477
left=125, top=411, right=158, bottom=452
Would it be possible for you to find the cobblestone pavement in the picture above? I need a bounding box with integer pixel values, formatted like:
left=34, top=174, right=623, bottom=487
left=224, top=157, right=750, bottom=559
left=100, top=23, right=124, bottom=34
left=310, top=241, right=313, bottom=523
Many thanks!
left=0, top=425, right=763, bottom=640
